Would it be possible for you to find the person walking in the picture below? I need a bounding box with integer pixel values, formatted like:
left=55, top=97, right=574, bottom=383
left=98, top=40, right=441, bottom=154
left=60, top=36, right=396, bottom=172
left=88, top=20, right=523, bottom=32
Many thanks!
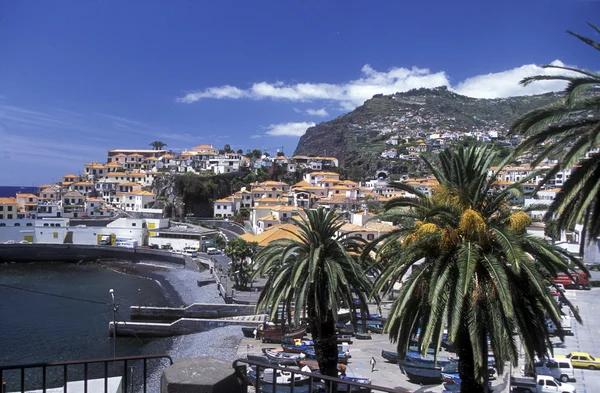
left=370, top=357, right=376, bottom=372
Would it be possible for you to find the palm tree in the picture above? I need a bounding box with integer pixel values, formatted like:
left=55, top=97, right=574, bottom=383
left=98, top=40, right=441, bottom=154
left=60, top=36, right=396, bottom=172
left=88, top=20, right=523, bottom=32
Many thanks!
left=149, top=141, right=167, bottom=150
left=370, top=146, right=585, bottom=393
left=253, top=208, right=374, bottom=378
left=224, top=237, right=258, bottom=289
left=510, top=22, right=600, bottom=241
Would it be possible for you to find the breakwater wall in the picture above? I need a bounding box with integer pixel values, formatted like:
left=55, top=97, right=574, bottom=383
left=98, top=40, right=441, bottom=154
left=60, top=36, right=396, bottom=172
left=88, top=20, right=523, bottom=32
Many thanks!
left=110, top=317, right=264, bottom=337
left=131, top=303, right=257, bottom=322
left=0, top=244, right=186, bottom=265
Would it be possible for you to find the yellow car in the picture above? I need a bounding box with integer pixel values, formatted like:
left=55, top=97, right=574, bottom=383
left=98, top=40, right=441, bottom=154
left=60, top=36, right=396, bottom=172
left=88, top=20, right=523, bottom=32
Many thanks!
left=556, top=352, right=600, bottom=369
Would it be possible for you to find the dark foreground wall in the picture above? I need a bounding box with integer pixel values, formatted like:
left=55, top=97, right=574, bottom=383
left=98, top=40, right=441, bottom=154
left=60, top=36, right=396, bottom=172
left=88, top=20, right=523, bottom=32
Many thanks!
left=0, top=244, right=186, bottom=265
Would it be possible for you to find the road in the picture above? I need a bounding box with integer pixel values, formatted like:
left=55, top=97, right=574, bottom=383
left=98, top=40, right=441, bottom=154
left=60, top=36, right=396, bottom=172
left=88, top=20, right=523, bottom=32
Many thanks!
left=550, top=288, right=600, bottom=393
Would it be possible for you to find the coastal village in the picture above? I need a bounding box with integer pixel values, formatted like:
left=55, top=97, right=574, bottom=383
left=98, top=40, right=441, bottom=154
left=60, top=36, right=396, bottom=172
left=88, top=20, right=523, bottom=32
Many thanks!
left=1, top=135, right=599, bottom=391
left=0, top=132, right=595, bottom=259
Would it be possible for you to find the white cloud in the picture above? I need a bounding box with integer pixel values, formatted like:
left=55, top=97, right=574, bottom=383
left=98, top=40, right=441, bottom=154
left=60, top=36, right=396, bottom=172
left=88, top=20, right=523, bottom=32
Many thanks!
left=177, top=85, right=248, bottom=103
left=251, top=134, right=263, bottom=139
left=305, top=108, right=329, bottom=117
left=454, top=60, right=571, bottom=98
left=265, top=122, right=316, bottom=137
left=177, top=61, right=575, bottom=110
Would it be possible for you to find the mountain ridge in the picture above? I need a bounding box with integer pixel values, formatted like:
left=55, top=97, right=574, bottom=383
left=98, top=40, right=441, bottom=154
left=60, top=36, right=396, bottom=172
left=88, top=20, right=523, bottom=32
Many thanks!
left=294, top=87, right=562, bottom=178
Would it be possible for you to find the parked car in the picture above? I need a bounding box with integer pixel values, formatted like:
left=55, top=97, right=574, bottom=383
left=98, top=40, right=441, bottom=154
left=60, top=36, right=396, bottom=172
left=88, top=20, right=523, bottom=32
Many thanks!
left=511, top=375, right=576, bottom=393
left=534, top=358, right=576, bottom=382
left=555, top=352, right=600, bottom=369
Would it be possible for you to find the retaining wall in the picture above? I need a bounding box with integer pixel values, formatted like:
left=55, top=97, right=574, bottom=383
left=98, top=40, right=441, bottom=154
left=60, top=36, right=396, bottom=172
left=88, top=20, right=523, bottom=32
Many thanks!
left=0, top=244, right=186, bottom=265
left=130, top=303, right=257, bottom=322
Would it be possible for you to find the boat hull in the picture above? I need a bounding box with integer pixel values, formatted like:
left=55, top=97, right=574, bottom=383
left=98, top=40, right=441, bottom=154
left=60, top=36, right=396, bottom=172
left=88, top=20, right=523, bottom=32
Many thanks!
left=399, top=362, right=442, bottom=385
left=260, top=326, right=307, bottom=343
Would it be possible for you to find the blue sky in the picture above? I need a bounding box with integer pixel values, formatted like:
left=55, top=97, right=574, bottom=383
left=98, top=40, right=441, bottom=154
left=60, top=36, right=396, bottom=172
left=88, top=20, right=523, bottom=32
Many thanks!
left=0, top=0, right=597, bottom=185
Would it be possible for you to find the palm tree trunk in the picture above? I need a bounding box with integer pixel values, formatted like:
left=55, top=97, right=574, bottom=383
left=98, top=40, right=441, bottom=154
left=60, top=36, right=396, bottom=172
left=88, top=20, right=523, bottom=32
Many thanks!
left=307, top=296, right=339, bottom=380
left=457, top=328, right=486, bottom=393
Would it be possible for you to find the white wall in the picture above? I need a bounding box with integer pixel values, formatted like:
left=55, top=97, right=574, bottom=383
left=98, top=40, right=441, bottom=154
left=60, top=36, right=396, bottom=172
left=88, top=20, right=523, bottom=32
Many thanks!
left=148, top=237, right=200, bottom=252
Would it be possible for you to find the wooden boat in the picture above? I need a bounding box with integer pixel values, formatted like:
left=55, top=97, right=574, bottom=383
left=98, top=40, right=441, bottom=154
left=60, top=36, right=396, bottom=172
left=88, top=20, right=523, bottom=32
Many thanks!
left=399, top=361, right=443, bottom=385
left=405, top=351, right=454, bottom=366
left=355, top=332, right=372, bottom=340
left=281, top=344, right=313, bottom=354
left=242, top=326, right=256, bottom=338
left=381, top=350, right=398, bottom=363
left=246, top=354, right=278, bottom=364
left=259, top=324, right=307, bottom=343
left=262, top=348, right=305, bottom=364
left=337, top=334, right=353, bottom=343
left=366, top=324, right=384, bottom=334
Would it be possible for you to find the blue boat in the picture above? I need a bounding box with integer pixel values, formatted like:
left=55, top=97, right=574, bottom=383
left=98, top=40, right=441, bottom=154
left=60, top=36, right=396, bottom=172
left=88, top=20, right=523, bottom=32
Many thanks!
left=406, top=351, right=454, bottom=366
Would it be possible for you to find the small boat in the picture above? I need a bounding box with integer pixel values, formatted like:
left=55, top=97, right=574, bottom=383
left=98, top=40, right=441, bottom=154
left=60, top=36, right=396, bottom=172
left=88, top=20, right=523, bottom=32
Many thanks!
left=303, top=348, right=350, bottom=364
left=354, top=312, right=385, bottom=322
left=242, top=326, right=257, bottom=338
left=443, top=382, right=461, bottom=392
left=246, top=354, right=278, bottom=364
left=381, top=350, right=398, bottom=363
left=441, top=373, right=460, bottom=384
left=340, top=375, right=371, bottom=385
left=355, top=333, right=372, bottom=340
left=335, top=322, right=354, bottom=335
left=247, top=367, right=311, bottom=387
left=337, top=334, right=353, bottom=343
left=366, top=324, right=384, bottom=334
left=281, top=344, right=313, bottom=354
left=405, top=351, right=453, bottom=366
left=399, top=361, right=443, bottom=385
left=259, top=324, right=307, bottom=343
left=262, top=348, right=305, bottom=364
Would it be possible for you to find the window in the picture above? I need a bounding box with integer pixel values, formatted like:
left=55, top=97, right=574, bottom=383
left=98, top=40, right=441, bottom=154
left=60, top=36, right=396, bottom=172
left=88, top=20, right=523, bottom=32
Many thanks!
left=44, top=223, right=49, bottom=227
left=367, top=234, right=374, bottom=240
left=8, top=206, right=12, bottom=211
left=132, top=223, right=136, bottom=227
left=7, top=214, right=13, bottom=219
left=0, top=223, right=4, bottom=227
left=26, top=223, right=32, bottom=227
left=0, top=206, right=3, bottom=211
left=217, top=205, right=221, bottom=209
left=14, top=223, right=20, bottom=226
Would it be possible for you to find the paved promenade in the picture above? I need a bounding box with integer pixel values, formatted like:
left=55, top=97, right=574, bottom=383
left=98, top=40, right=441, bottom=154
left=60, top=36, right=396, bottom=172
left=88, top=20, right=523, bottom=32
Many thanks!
left=235, top=302, right=511, bottom=393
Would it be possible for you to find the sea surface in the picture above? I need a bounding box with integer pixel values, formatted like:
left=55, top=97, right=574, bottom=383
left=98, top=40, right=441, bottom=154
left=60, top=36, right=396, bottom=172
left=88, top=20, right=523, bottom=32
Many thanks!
left=0, top=186, right=38, bottom=198
left=0, top=262, right=177, bottom=389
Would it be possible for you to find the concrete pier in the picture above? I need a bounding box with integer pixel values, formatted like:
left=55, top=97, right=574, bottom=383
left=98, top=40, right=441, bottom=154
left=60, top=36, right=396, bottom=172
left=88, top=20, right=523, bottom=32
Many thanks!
left=109, top=316, right=265, bottom=337
left=130, top=304, right=257, bottom=322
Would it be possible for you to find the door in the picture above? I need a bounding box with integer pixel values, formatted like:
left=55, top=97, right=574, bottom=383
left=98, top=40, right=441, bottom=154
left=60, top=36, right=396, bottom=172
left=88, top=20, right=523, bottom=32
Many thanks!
left=540, top=378, right=558, bottom=393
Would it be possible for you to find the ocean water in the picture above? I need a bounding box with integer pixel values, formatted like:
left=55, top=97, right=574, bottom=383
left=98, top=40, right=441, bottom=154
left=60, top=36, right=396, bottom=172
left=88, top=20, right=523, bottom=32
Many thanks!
left=0, top=262, right=176, bottom=389
left=0, top=186, right=38, bottom=198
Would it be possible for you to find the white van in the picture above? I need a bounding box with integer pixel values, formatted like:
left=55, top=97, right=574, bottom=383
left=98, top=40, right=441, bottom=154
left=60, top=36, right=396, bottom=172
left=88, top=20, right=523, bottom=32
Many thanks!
left=207, top=247, right=220, bottom=255
left=183, top=247, right=198, bottom=258
left=536, top=358, right=576, bottom=382
left=547, top=316, right=572, bottom=336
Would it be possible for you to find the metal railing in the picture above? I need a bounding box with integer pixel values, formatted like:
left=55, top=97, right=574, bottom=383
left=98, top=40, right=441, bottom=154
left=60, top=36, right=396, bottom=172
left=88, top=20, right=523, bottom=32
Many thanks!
left=0, top=354, right=172, bottom=393
left=232, top=357, right=411, bottom=393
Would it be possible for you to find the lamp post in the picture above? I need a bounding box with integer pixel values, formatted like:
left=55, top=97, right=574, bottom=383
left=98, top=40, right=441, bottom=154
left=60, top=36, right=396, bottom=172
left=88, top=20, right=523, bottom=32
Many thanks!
left=109, top=289, right=117, bottom=359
